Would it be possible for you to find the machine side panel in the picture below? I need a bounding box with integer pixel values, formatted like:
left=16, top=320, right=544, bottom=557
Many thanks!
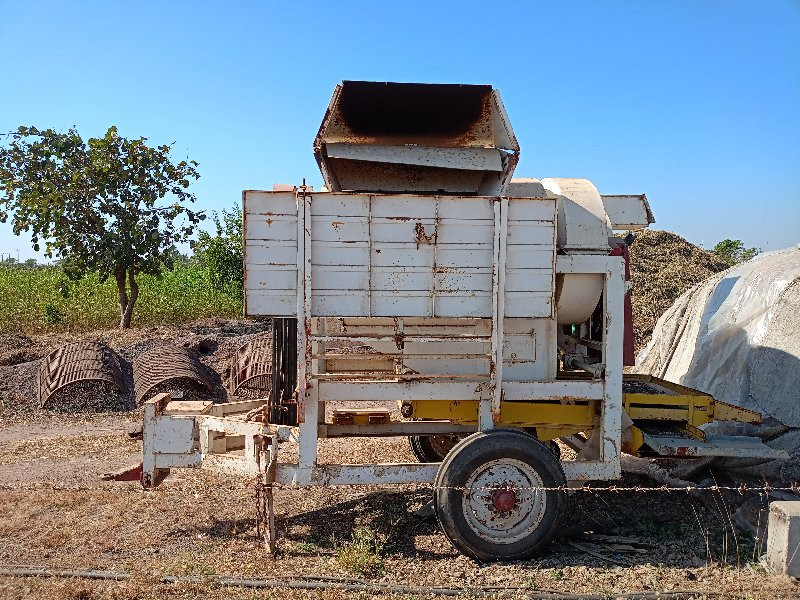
left=244, top=191, right=299, bottom=317
left=244, top=191, right=556, bottom=319
left=505, top=197, right=557, bottom=318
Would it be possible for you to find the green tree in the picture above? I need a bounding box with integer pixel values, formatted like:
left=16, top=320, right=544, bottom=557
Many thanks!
left=0, top=126, right=204, bottom=328
left=712, top=239, right=759, bottom=266
left=194, top=204, right=243, bottom=301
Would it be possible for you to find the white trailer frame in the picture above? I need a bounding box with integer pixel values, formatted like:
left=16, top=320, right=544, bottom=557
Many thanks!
left=142, top=189, right=626, bottom=489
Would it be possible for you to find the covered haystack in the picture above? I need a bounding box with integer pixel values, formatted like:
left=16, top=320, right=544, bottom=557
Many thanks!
left=629, top=230, right=729, bottom=350
left=636, top=247, right=800, bottom=466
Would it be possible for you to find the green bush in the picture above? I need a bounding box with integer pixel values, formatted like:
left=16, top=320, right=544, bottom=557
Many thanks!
left=41, top=302, right=64, bottom=325
left=0, top=264, right=242, bottom=333
left=194, top=205, right=243, bottom=302
left=332, top=526, right=385, bottom=578
left=712, top=239, right=759, bottom=266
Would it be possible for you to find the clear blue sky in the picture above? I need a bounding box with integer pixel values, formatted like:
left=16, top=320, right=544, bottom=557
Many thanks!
left=1, top=0, right=798, bottom=261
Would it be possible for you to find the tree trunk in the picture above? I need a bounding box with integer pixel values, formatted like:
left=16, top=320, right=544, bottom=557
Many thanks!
left=115, top=268, right=139, bottom=329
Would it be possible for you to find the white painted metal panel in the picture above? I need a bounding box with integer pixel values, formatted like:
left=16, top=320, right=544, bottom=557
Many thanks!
left=153, top=416, right=196, bottom=454
left=246, top=290, right=296, bottom=315
left=505, top=292, right=553, bottom=318
left=245, top=190, right=297, bottom=215
left=311, top=291, right=370, bottom=316
left=507, top=198, right=557, bottom=221
left=371, top=220, right=436, bottom=243
left=402, top=340, right=488, bottom=355
left=435, top=270, right=493, bottom=292
left=436, top=222, right=494, bottom=244
left=312, top=267, right=369, bottom=291
left=313, top=243, right=370, bottom=266
left=507, top=222, right=556, bottom=245
left=370, top=195, right=437, bottom=219
left=502, top=380, right=605, bottom=401
left=434, top=293, right=492, bottom=317
left=246, top=242, right=297, bottom=266
left=245, top=191, right=556, bottom=319
left=504, top=197, right=556, bottom=320
left=404, top=358, right=490, bottom=375
left=601, top=194, right=654, bottom=230
left=438, top=197, right=495, bottom=220
left=311, top=217, right=369, bottom=242
left=505, top=271, right=553, bottom=292
left=319, top=380, right=488, bottom=402
left=324, top=143, right=504, bottom=171
left=371, top=244, right=434, bottom=268
left=275, top=463, right=440, bottom=486
left=505, top=247, right=555, bottom=270
left=247, top=265, right=296, bottom=290
left=371, top=269, right=432, bottom=291
left=244, top=190, right=300, bottom=317
left=370, top=291, right=432, bottom=317
left=247, top=215, right=298, bottom=240
left=313, top=194, right=369, bottom=217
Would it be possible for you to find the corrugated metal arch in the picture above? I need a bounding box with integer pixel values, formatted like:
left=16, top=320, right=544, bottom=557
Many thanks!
left=227, top=336, right=272, bottom=398
left=133, top=345, right=215, bottom=404
left=37, top=342, right=127, bottom=409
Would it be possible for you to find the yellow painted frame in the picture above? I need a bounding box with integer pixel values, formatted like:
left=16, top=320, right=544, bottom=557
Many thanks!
left=407, top=375, right=761, bottom=448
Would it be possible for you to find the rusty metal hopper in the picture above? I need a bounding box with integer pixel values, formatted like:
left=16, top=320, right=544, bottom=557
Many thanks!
left=314, top=81, right=520, bottom=195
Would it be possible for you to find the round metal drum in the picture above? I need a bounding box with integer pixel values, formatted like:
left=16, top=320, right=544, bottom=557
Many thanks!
left=556, top=273, right=603, bottom=324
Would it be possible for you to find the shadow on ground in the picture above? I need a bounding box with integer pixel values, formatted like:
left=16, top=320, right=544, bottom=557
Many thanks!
left=171, top=472, right=763, bottom=569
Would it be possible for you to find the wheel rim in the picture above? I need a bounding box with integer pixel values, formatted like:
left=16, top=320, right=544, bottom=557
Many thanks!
left=460, top=458, right=546, bottom=545
left=428, top=434, right=461, bottom=458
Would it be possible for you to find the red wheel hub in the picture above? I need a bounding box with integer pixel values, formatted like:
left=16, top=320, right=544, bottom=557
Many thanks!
left=492, top=488, right=517, bottom=512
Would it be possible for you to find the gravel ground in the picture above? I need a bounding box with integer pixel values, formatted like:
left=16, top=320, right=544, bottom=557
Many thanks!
left=1, top=321, right=799, bottom=599
left=0, top=411, right=798, bottom=599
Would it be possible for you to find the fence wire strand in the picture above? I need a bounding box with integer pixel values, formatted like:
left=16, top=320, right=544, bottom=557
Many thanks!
left=0, top=481, right=799, bottom=495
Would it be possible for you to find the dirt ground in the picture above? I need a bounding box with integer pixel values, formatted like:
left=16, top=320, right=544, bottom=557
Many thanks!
left=1, top=322, right=799, bottom=599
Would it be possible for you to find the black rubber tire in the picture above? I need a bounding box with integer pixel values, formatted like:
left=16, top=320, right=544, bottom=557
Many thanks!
left=434, top=429, right=566, bottom=562
left=409, top=434, right=464, bottom=463
left=548, top=440, right=562, bottom=461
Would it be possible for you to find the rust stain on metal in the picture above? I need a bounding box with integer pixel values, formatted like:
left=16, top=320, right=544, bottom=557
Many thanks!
left=414, top=221, right=437, bottom=248
left=133, top=345, right=215, bottom=404
left=228, top=335, right=273, bottom=398
left=331, top=220, right=344, bottom=231
left=37, top=342, right=127, bottom=409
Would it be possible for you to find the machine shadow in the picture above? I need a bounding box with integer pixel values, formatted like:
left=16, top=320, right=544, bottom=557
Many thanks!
left=273, top=472, right=757, bottom=567
left=164, top=469, right=758, bottom=568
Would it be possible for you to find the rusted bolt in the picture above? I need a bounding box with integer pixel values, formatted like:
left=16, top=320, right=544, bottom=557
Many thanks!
left=492, top=489, right=517, bottom=512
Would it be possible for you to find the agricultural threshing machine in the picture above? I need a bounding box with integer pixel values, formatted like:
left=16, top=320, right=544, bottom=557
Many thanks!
left=135, top=82, right=786, bottom=561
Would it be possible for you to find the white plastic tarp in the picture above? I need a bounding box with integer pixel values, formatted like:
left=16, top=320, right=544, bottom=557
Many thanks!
left=636, top=247, right=800, bottom=433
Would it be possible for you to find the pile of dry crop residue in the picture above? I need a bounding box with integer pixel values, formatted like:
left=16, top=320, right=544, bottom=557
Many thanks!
left=0, top=318, right=272, bottom=414
left=628, top=229, right=729, bottom=351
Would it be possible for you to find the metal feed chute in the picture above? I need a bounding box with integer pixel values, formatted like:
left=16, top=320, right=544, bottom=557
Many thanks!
left=314, top=81, right=519, bottom=195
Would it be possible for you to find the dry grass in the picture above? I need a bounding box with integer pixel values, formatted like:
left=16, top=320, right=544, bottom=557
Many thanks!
left=0, top=303, right=797, bottom=599
left=0, top=434, right=122, bottom=465
left=0, top=417, right=798, bottom=599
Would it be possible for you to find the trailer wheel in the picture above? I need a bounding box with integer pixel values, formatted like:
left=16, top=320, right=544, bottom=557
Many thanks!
left=434, top=429, right=566, bottom=562
left=548, top=440, right=562, bottom=461
left=409, top=434, right=463, bottom=463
